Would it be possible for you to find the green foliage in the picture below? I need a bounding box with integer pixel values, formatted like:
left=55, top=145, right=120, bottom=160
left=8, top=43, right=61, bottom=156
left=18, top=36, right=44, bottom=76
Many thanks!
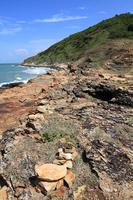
left=128, top=24, right=133, bottom=31
left=41, top=115, right=78, bottom=142
left=24, top=13, right=133, bottom=65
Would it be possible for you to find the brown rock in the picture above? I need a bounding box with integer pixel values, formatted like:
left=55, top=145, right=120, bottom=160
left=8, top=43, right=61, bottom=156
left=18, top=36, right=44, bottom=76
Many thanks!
left=72, top=151, right=78, bottom=161
left=28, top=113, right=44, bottom=121
left=73, top=185, right=105, bottom=200
left=58, top=148, right=73, bottom=160
left=35, top=164, right=67, bottom=181
left=64, top=170, right=75, bottom=188
left=37, top=105, right=47, bottom=113
left=15, top=187, right=24, bottom=198
left=56, top=179, right=64, bottom=190
left=64, top=160, right=73, bottom=169
left=65, top=147, right=76, bottom=153
left=53, top=159, right=66, bottom=165
left=73, top=185, right=86, bottom=200
left=50, top=186, right=66, bottom=198
left=0, top=187, right=8, bottom=200
left=38, top=181, right=58, bottom=192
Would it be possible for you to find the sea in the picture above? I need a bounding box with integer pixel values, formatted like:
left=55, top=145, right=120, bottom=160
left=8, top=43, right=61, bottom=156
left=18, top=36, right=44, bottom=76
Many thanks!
left=0, top=63, right=50, bottom=87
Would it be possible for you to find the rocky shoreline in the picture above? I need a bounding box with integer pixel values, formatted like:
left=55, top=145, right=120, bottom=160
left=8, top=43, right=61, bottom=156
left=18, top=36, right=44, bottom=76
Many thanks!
left=0, top=64, right=133, bottom=199
left=21, top=62, right=67, bottom=70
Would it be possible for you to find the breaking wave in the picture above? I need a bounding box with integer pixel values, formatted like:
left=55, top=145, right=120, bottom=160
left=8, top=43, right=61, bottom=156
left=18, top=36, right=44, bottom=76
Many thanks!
left=22, top=67, right=49, bottom=75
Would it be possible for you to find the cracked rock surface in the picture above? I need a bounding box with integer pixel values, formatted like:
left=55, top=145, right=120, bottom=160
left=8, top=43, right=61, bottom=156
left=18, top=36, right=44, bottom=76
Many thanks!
left=0, top=64, right=133, bottom=199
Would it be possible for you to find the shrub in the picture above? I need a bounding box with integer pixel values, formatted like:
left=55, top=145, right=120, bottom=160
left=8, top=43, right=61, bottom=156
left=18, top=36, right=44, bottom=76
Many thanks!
left=128, top=24, right=133, bottom=32
left=41, top=115, right=78, bottom=142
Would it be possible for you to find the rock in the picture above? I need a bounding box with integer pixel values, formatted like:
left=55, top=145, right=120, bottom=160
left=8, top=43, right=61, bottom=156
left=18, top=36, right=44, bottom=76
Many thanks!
left=72, top=151, right=78, bottom=161
left=64, top=170, right=75, bottom=188
left=37, top=106, right=48, bottom=113
left=73, top=185, right=105, bottom=200
left=35, top=164, right=67, bottom=181
left=0, top=135, right=61, bottom=193
left=39, top=99, right=48, bottom=105
left=73, top=185, right=86, bottom=200
left=0, top=187, right=8, bottom=200
left=64, top=160, right=73, bottom=169
left=64, top=146, right=76, bottom=153
left=38, top=181, right=58, bottom=192
left=49, top=186, right=66, bottom=198
left=58, top=148, right=64, bottom=153
left=53, top=159, right=66, bottom=165
left=99, top=172, right=114, bottom=193
left=56, top=179, right=64, bottom=190
left=28, top=113, right=44, bottom=121
left=29, top=133, right=42, bottom=141
left=68, top=64, right=77, bottom=73
left=1, top=82, right=23, bottom=89
left=26, top=121, right=42, bottom=131
left=58, top=148, right=73, bottom=160
left=14, top=187, right=24, bottom=198
left=29, top=186, right=46, bottom=200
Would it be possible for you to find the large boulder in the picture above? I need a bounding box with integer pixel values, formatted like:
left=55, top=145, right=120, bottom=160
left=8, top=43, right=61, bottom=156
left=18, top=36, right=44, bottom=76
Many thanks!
left=35, top=164, right=67, bottom=181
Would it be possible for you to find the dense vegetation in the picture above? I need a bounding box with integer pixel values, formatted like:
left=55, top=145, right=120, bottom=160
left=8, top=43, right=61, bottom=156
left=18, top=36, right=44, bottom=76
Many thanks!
left=24, top=13, right=133, bottom=65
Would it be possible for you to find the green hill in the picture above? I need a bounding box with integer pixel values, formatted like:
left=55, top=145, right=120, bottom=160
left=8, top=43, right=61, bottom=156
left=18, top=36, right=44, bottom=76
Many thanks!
left=24, top=13, right=133, bottom=66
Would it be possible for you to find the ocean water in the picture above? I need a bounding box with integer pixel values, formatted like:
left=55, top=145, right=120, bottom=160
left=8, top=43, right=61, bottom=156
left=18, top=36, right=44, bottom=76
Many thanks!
left=0, top=64, right=50, bottom=86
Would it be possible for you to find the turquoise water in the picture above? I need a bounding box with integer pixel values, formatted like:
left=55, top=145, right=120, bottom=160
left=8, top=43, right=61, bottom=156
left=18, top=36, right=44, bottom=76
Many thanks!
left=0, top=64, right=50, bottom=86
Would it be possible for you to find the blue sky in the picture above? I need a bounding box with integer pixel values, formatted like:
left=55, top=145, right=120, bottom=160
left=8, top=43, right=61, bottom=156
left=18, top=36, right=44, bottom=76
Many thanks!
left=0, top=0, right=133, bottom=62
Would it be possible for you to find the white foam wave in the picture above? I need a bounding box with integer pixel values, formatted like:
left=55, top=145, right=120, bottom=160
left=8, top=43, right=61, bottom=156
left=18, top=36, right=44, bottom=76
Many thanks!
left=0, top=79, right=28, bottom=87
left=16, top=77, right=22, bottom=80
left=23, top=67, right=49, bottom=75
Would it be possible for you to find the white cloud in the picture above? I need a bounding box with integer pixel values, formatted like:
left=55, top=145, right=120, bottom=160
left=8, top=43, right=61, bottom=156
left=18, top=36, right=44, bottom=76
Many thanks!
left=0, top=16, right=23, bottom=35
left=15, top=48, right=29, bottom=55
left=33, top=15, right=88, bottom=23
left=0, top=16, right=12, bottom=24
left=78, top=6, right=86, bottom=10
left=0, top=27, right=22, bottom=35
left=17, top=20, right=27, bottom=24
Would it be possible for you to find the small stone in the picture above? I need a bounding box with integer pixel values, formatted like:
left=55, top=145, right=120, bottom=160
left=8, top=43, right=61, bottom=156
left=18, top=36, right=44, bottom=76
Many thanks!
left=58, top=148, right=73, bottom=160
left=15, top=187, right=24, bottom=198
left=64, top=161, right=73, bottom=169
left=56, top=179, right=64, bottom=190
left=39, top=99, right=48, bottom=105
left=38, top=181, right=58, bottom=192
left=28, top=113, right=44, bottom=121
left=37, top=106, right=47, bottom=113
left=59, top=138, right=67, bottom=143
left=0, top=187, right=8, bottom=200
left=60, top=152, right=72, bottom=160
left=58, top=148, right=63, bottom=153
left=53, top=159, right=66, bottom=165
left=26, top=121, right=42, bottom=131
left=64, top=170, right=75, bottom=188
left=64, top=146, right=76, bottom=153
left=35, top=164, right=67, bottom=181
left=50, top=186, right=66, bottom=198
left=29, top=133, right=42, bottom=141
left=73, top=185, right=86, bottom=200
left=72, top=151, right=78, bottom=161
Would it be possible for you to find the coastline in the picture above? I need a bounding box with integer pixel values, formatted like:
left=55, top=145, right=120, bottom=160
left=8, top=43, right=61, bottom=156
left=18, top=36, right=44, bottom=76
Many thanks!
left=0, top=68, right=67, bottom=133
left=0, top=64, right=53, bottom=89
left=21, top=62, right=69, bottom=70
left=0, top=65, right=133, bottom=199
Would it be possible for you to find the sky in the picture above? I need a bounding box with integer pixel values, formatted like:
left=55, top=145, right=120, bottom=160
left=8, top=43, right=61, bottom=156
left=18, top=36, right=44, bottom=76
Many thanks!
left=0, top=0, right=133, bottom=63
